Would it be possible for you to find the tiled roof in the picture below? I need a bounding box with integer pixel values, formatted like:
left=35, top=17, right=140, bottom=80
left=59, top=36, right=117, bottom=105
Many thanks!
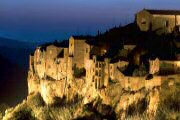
left=145, top=9, right=180, bottom=15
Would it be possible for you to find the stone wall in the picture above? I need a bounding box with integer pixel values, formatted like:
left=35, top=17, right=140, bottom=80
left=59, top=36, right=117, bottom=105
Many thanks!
left=120, top=75, right=179, bottom=91
left=160, top=60, right=180, bottom=74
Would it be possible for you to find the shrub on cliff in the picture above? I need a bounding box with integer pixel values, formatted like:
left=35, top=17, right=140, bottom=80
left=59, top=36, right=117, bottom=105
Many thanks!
left=126, top=98, right=148, bottom=117
left=0, top=103, right=9, bottom=118
left=27, top=93, right=45, bottom=108
left=156, top=79, right=180, bottom=120
left=3, top=101, right=36, bottom=120
left=73, top=67, right=86, bottom=78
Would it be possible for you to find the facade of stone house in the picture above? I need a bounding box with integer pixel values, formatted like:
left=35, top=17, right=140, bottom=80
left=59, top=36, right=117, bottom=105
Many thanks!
left=31, top=44, right=70, bottom=81
left=69, top=36, right=87, bottom=69
left=136, top=9, right=180, bottom=34
left=91, top=56, right=106, bottom=89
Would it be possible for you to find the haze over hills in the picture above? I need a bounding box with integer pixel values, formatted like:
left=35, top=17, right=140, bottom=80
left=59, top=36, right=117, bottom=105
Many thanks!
left=0, top=37, right=41, bottom=68
left=0, top=37, right=40, bottom=49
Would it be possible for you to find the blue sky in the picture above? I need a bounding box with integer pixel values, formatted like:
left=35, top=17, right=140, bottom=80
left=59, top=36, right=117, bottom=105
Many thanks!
left=0, top=0, right=180, bottom=42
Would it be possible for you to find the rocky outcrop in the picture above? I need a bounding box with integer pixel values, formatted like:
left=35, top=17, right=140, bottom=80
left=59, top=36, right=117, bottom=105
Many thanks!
left=3, top=77, right=180, bottom=120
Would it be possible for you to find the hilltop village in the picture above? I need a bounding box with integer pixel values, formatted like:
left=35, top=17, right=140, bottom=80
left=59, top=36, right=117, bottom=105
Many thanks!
left=3, top=9, right=178, bottom=120
left=28, top=9, right=180, bottom=103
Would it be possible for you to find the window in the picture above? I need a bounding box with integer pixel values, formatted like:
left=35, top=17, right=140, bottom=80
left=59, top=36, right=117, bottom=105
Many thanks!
left=96, top=70, right=98, bottom=76
left=165, top=20, right=169, bottom=27
left=96, top=63, right=98, bottom=67
left=141, top=18, right=146, bottom=24
left=99, top=70, right=101, bottom=76
left=86, top=48, right=88, bottom=53
left=99, top=63, right=101, bottom=67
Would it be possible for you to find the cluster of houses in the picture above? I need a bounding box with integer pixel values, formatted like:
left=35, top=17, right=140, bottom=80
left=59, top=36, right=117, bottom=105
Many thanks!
left=29, top=9, right=180, bottom=90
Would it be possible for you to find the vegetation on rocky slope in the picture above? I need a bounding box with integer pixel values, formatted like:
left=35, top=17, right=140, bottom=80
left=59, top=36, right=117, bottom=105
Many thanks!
left=2, top=77, right=180, bottom=120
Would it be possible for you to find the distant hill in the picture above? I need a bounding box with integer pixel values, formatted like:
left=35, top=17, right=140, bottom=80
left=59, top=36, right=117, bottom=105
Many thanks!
left=0, top=37, right=36, bottom=105
left=0, top=46, right=34, bottom=69
left=0, top=54, right=28, bottom=106
left=0, top=37, right=39, bottom=68
left=0, top=37, right=39, bottom=49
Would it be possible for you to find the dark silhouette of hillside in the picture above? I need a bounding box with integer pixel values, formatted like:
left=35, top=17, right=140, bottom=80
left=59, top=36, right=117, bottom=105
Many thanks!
left=0, top=54, right=28, bottom=106
left=0, top=37, right=38, bottom=69
left=91, top=22, right=179, bottom=75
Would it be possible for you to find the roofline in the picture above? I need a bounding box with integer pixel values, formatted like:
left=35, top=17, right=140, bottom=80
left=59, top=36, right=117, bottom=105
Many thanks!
left=143, top=9, right=180, bottom=15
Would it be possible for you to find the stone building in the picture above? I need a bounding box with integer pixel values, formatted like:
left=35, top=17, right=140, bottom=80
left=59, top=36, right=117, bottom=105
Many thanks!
left=92, top=56, right=106, bottom=89
left=69, top=36, right=90, bottom=69
left=136, top=9, right=180, bottom=34
left=33, top=47, right=46, bottom=79
left=45, top=45, right=63, bottom=79
left=30, top=41, right=69, bottom=81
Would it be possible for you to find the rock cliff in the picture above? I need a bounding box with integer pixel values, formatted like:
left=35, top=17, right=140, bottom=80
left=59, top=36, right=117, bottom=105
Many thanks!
left=2, top=70, right=180, bottom=119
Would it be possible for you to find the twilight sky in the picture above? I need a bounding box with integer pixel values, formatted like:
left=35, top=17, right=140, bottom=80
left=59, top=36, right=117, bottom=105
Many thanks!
left=0, top=0, right=180, bottom=42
